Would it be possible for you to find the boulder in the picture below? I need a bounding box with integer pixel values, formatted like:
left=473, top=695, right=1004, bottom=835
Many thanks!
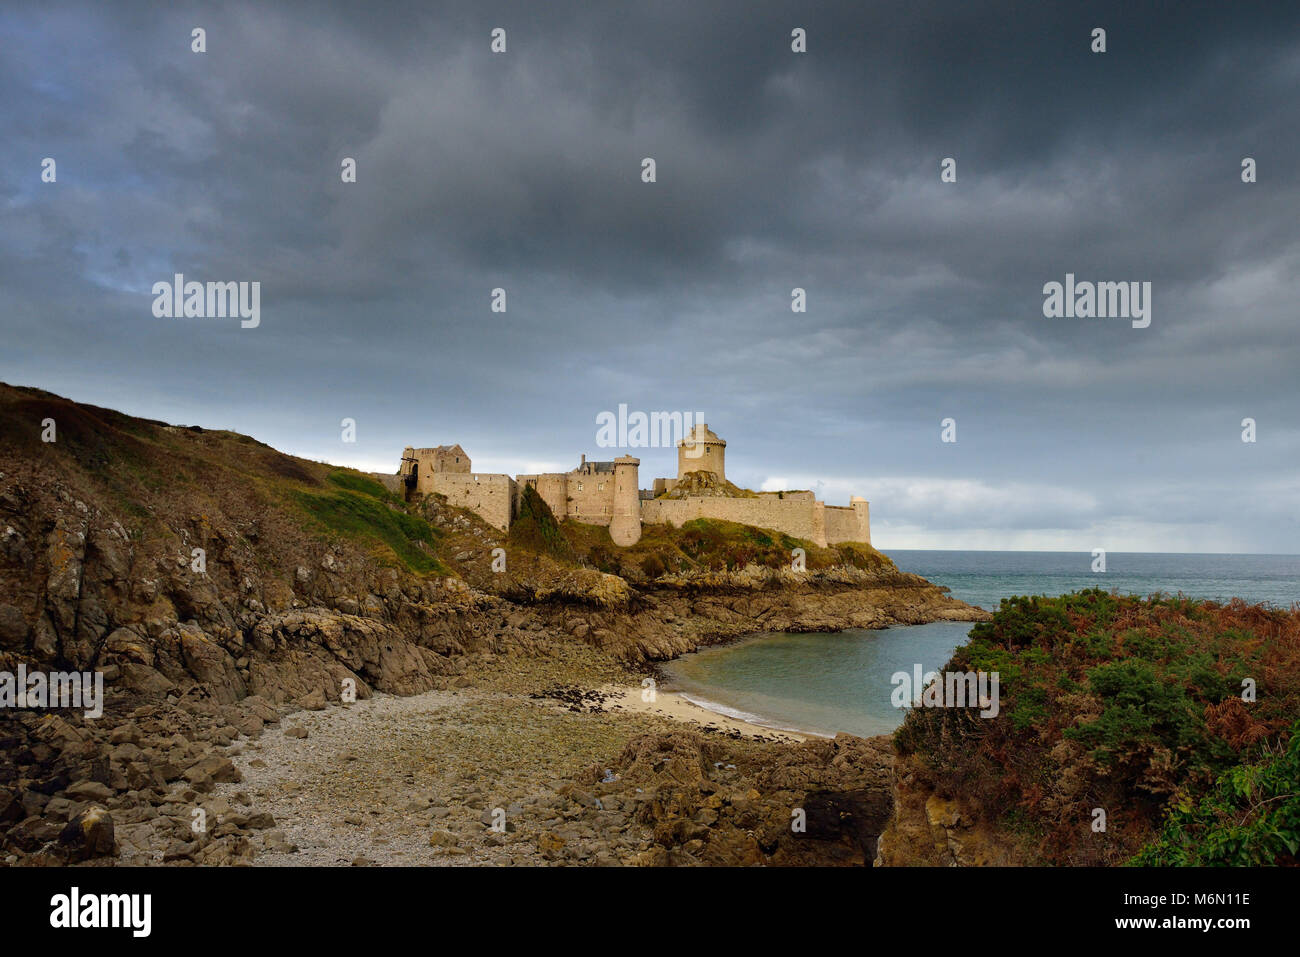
left=0, top=603, right=29, bottom=649
left=65, top=780, right=114, bottom=802
left=58, top=805, right=117, bottom=861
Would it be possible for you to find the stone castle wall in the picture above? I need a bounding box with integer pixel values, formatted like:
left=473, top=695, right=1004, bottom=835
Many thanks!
left=369, top=472, right=404, bottom=495
left=566, top=473, right=619, bottom=525
left=824, top=498, right=871, bottom=545
left=608, top=458, right=642, bottom=546
left=677, top=422, right=726, bottom=481
left=823, top=505, right=856, bottom=544
left=516, top=474, right=569, bottom=520
left=639, top=494, right=869, bottom=548
left=431, top=448, right=470, bottom=474
left=429, top=472, right=516, bottom=531
left=757, top=490, right=815, bottom=503
left=402, top=446, right=470, bottom=498
left=678, top=442, right=722, bottom=479
left=640, top=496, right=823, bottom=544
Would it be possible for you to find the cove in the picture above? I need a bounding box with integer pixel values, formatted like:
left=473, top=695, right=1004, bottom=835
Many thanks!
left=661, top=620, right=977, bottom=738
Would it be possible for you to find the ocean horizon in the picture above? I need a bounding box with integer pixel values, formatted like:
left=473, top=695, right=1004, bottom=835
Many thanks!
left=888, top=549, right=1300, bottom=611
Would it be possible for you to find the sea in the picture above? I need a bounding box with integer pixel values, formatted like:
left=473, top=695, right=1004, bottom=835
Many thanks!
left=661, top=551, right=1300, bottom=739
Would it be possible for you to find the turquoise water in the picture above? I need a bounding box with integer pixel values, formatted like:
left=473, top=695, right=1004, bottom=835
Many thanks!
left=663, top=551, right=1300, bottom=737
left=664, top=621, right=977, bottom=738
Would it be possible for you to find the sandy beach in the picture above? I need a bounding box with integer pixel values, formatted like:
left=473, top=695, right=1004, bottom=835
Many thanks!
left=595, top=683, right=811, bottom=742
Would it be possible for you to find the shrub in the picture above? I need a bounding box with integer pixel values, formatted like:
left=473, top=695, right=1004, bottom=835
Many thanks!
left=509, top=485, right=575, bottom=561
left=894, top=591, right=1300, bottom=864
left=1132, top=721, right=1300, bottom=866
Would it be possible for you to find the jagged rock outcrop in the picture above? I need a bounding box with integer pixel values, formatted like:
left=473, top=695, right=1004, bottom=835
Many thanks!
left=604, top=729, right=895, bottom=866
left=655, top=471, right=755, bottom=499
left=522, top=569, right=987, bottom=663
left=873, top=764, right=1021, bottom=866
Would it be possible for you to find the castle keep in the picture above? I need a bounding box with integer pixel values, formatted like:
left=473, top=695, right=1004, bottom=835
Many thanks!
left=396, top=424, right=870, bottom=549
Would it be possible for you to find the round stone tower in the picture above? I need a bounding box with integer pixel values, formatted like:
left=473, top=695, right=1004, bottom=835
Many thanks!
left=608, top=455, right=642, bottom=546
left=850, top=496, right=871, bottom=545
left=677, top=423, right=726, bottom=480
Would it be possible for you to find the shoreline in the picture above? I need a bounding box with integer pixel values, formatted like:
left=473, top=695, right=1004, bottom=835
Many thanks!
left=618, top=614, right=988, bottom=743
left=595, top=683, right=815, bottom=742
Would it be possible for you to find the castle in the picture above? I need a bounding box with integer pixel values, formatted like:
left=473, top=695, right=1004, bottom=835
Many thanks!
left=395, top=424, right=870, bottom=549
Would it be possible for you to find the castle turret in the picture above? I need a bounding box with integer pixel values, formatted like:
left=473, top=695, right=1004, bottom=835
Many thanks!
left=851, top=496, right=871, bottom=545
left=608, top=455, right=642, bottom=546
left=677, top=423, right=726, bottom=481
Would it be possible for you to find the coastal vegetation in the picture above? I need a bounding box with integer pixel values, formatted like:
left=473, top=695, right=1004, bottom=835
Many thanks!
left=0, top=385, right=447, bottom=575
left=507, top=484, right=577, bottom=562
left=523, top=500, right=894, bottom=579
left=1131, top=718, right=1300, bottom=866
left=893, top=590, right=1300, bottom=864
left=292, top=471, right=445, bottom=575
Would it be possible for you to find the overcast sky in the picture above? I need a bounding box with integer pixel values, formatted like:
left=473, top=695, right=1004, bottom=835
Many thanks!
left=2, top=1, right=1298, bottom=552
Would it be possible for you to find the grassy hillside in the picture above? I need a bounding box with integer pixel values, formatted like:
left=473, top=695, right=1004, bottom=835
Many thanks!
left=292, top=472, right=445, bottom=575
left=550, top=514, right=889, bottom=580
left=894, top=589, right=1300, bottom=865
left=0, top=383, right=446, bottom=577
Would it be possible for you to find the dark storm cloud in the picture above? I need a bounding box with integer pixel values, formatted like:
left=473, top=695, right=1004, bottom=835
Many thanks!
left=1, top=0, right=1297, bottom=551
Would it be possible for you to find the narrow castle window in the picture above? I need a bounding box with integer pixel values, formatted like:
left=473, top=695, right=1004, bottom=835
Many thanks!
left=577, top=482, right=584, bottom=491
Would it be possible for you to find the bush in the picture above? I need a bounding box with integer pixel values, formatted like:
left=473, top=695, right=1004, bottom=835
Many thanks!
left=639, top=553, right=667, bottom=579
left=894, top=591, right=1300, bottom=864
left=509, top=486, right=575, bottom=561
left=1132, top=721, right=1300, bottom=866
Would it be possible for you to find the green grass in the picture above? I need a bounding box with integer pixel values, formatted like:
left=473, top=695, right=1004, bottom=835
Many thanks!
left=291, top=470, right=446, bottom=574
left=326, top=470, right=400, bottom=501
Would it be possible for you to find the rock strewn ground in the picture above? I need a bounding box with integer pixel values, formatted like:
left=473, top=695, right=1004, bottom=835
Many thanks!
left=217, top=688, right=666, bottom=866
left=2, top=641, right=899, bottom=867
left=217, top=682, right=897, bottom=867
left=3, top=691, right=282, bottom=866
